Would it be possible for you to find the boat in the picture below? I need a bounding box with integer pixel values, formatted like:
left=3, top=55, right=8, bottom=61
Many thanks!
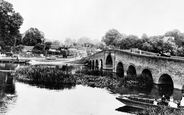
left=116, top=95, right=183, bottom=110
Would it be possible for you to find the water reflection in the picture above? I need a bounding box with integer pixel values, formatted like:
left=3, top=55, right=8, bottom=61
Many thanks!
left=65, top=65, right=183, bottom=103
left=16, top=64, right=81, bottom=90
left=3, top=63, right=184, bottom=114
left=0, top=69, right=17, bottom=114
left=116, top=105, right=143, bottom=114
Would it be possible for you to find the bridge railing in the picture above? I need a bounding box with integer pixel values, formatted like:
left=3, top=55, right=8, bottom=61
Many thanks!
left=112, top=49, right=184, bottom=62
left=87, top=48, right=184, bottom=63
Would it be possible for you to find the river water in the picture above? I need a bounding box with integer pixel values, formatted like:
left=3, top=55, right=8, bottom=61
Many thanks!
left=0, top=63, right=183, bottom=115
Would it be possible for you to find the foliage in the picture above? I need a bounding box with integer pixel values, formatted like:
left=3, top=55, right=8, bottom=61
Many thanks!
left=94, top=42, right=106, bottom=49
left=16, top=66, right=76, bottom=89
left=64, top=37, right=75, bottom=47
left=76, top=74, right=120, bottom=88
left=102, top=29, right=123, bottom=46
left=137, top=106, right=184, bottom=115
left=0, top=0, right=23, bottom=47
left=15, top=65, right=121, bottom=89
left=52, top=40, right=60, bottom=46
left=77, top=37, right=92, bottom=45
left=22, top=28, right=44, bottom=46
left=13, top=45, right=24, bottom=53
left=44, top=41, right=52, bottom=50
left=102, top=29, right=184, bottom=56
left=119, top=35, right=139, bottom=49
left=164, top=29, right=184, bottom=47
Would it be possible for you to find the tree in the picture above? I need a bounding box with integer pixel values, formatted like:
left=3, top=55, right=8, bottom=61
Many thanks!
left=44, top=41, right=52, bottom=50
left=52, top=40, right=60, bottom=46
left=22, top=28, right=45, bottom=46
left=0, top=0, right=23, bottom=48
left=164, top=29, right=184, bottom=47
left=77, top=37, right=92, bottom=45
left=102, top=29, right=123, bottom=46
left=119, top=35, right=139, bottom=49
left=142, top=42, right=153, bottom=51
left=32, top=43, right=44, bottom=54
left=64, top=38, right=75, bottom=47
left=94, top=42, right=106, bottom=49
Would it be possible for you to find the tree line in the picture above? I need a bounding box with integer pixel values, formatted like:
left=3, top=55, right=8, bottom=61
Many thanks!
left=1, top=0, right=184, bottom=57
left=102, top=29, right=184, bottom=56
left=0, top=0, right=100, bottom=54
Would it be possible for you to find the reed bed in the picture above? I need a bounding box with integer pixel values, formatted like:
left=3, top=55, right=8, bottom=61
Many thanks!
left=75, top=74, right=120, bottom=88
left=123, top=74, right=153, bottom=88
left=15, top=65, right=121, bottom=89
left=75, top=68, right=120, bottom=89
left=16, top=65, right=76, bottom=89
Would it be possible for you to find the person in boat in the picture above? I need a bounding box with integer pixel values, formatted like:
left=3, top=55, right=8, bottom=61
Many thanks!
left=153, top=99, right=158, bottom=105
left=161, top=95, right=168, bottom=105
left=161, top=95, right=166, bottom=102
left=180, top=95, right=184, bottom=107
left=168, top=96, right=177, bottom=108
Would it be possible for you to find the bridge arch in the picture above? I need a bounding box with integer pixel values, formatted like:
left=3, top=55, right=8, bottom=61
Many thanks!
left=105, top=53, right=113, bottom=68
left=158, top=74, right=173, bottom=86
left=127, top=65, right=137, bottom=77
left=89, top=60, right=92, bottom=67
left=95, top=60, right=99, bottom=69
left=141, top=69, right=153, bottom=83
left=92, top=60, right=95, bottom=69
left=99, top=59, right=103, bottom=69
left=116, top=62, right=124, bottom=77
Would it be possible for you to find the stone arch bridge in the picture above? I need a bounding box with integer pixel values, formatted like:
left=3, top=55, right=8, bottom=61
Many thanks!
left=87, top=49, right=184, bottom=90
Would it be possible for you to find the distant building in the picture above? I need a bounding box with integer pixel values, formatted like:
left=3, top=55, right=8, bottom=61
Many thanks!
left=48, top=45, right=61, bottom=55
left=22, top=46, right=34, bottom=54
left=163, top=37, right=174, bottom=42
left=49, top=45, right=60, bottom=52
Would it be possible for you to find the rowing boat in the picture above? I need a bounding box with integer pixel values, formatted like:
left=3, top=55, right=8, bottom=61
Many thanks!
left=116, top=95, right=183, bottom=110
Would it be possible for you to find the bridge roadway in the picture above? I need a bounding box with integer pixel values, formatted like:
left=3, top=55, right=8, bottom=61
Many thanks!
left=87, top=49, right=184, bottom=90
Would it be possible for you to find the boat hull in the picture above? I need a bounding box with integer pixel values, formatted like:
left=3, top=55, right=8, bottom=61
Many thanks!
left=116, top=97, right=156, bottom=109
left=116, top=96, right=183, bottom=110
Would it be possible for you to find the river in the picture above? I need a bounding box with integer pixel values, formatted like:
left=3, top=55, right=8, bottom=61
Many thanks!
left=0, top=63, right=183, bottom=115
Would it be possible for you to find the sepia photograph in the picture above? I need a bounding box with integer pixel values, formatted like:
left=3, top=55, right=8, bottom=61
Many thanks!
left=1, top=0, right=184, bottom=114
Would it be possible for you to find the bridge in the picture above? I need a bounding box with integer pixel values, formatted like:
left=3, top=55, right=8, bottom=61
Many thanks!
left=87, top=49, right=184, bottom=90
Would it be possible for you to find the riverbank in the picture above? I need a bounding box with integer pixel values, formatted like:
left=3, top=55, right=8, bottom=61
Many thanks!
left=23, top=56, right=86, bottom=65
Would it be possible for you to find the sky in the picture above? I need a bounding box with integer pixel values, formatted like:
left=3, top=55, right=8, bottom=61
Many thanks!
left=6, top=0, right=184, bottom=42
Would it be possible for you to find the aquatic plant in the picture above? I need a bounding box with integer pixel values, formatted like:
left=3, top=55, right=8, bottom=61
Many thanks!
left=75, top=67, right=114, bottom=77
left=16, top=65, right=76, bottom=89
left=75, top=74, right=120, bottom=89
left=16, top=65, right=121, bottom=89
left=137, top=106, right=184, bottom=115
left=123, top=74, right=153, bottom=89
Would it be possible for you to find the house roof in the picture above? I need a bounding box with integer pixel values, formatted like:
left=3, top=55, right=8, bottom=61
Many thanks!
left=50, top=45, right=60, bottom=49
left=23, top=46, right=34, bottom=52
